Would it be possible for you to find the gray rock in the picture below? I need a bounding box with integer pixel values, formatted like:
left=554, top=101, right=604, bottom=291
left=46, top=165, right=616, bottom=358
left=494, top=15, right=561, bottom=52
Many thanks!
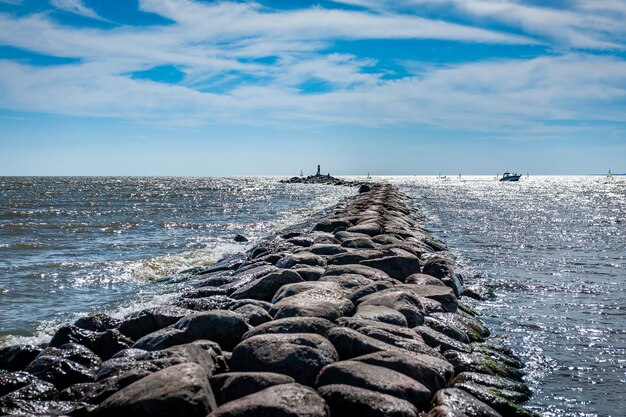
left=360, top=255, right=421, bottom=280
left=316, top=361, right=431, bottom=407
left=430, top=313, right=490, bottom=342
left=0, top=371, right=57, bottom=400
left=230, top=333, right=338, bottom=385
left=272, top=281, right=345, bottom=303
left=406, top=273, right=446, bottom=286
left=346, top=223, right=383, bottom=236
left=357, top=291, right=424, bottom=327
left=209, top=372, right=295, bottom=405
left=353, top=305, right=408, bottom=327
left=327, top=250, right=386, bottom=266
left=233, top=304, right=273, bottom=326
left=319, top=273, right=374, bottom=291
left=352, top=350, right=452, bottom=392
left=326, top=326, right=414, bottom=360
left=48, top=326, right=133, bottom=360
left=97, top=363, right=216, bottom=417
left=242, top=317, right=336, bottom=340
left=209, top=383, right=329, bottom=417
left=175, top=310, right=251, bottom=351
left=25, top=354, right=94, bottom=389
left=117, top=306, right=193, bottom=341
left=348, top=281, right=396, bottom=303
left=276, top=253, right=326, bottom=268
left=422, top=256, right=454, bottom=279
left=424, top=316, right=470, bottom=344
left=74, top=313, right=121, bottom=332
left=425, top=405, right=470, bottom=417
left=230, top=270, right=303, bottom=301
left=450, top=372, right=531, bottom=400
left=450, top=381, right=535, bottom=417
left=173, top=295, right=238, bottom=312
left=324, top=264, right=393, bottom=281
left=432, top=388, right=502, bottom=417
left=341, top=237, right=377, bottom=249
left=0, top=399, right=94, bottom=416
left=318, top=384, right=418, bottom=417
left=444, top=351, right=525, bottom=382
left=415, top=326, right=472, bottom=353
left=308, top=244, right=347, bottom=256
left=290, top=266, right=325, bottom=281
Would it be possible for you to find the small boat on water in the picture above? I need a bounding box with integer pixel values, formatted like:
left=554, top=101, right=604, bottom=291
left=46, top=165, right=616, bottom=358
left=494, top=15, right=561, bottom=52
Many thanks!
left=499, top=172, right=522, bottom=182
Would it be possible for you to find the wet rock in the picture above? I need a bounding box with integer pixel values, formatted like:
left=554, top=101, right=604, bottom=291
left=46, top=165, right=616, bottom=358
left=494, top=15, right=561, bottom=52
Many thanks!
left=316, top=361, right=431, bottom=407
left=424, top=316, right=470, bottom=344
left=424, top=405, right=469, bottom=417
left=39, top=344, right=102, bottom=369
left=352, top=350, right=452, bottom=392
left=96, top=342, right=216, bottom=382
left=443, top=351, right=525, bottom=382
left=314, top=218, right=352, bottom=233
left=97, top=363, right=216, bottom=417
left=451, top=372, right=531, bottom=400
left=173, top=295, right=238, bottom=312
left=209, top=382, right=329, bottom=417
left=406, top=273, right=446, bottom=286
left=346, top=223, right=383, bottom=236
left=396, top=285, right=457, bottom=312
left=117, top=306, right=195, bottom=341
left=353, top=305, right=408, bottom=326
left=357, top=291, right=424, bottom=327
left=415, top=326, right=472, bottom=353
left=327, top=250, right=386, bottom=266
left=429, top=313, right=489, bottom=343
left=276, top=253, right=326, bottom=269
left=319, top=273, right=373, bottom=291
left=74, top=313, right=121, bottom=332
left=471, top=343, right=524, bottom=370
left=372, top=234, right=406, bottom=245
left=360, top=255, right=422, bottom=281
left=209, top=372, right=295, bottom=405
left=348, top=281, right=395, bottom=303
left=0, top=399, right=93, bottom=416
left=48, top=326, right=133, bottom=361
left=234, top=234, right=248, bottom=242
left=233, top=304, right=273, bottom=326
left=462, top=285, right=495, bottom=301
left=358, top=184, right=371, bottom=193
left=451, top=380, right=535, bottom=416
left=181, top=287, right=232, bottom=299
left=324, top=264, right=393, bottom=282
left=0, top=371, right=57, bottom=399
left=25, top=354, right=94, bottom=389
left=230, top=333, right=338, bottom=385
left=432, top=388, right=502, bottom=417
left=60, top=377, right=135, bottom=404
left=326, top=326, right=414, bottom=360
left=272, top=281, right=344, bottom=303
left=334, top=230, right=372, bottom=243
left=230, top=270, right=303, bottom=301
left=270, top=284, right=355, bottom=321
left=318, top=384, right=418, bottom=417
left=353, top=325, right=437, bottom=357
left=0, top=345, right=42, bottom=372
left=242, top=317, right=336, bottom=340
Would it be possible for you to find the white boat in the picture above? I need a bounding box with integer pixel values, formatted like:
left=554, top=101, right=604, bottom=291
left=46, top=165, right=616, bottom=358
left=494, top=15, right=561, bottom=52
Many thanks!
left=499, top=172, right=522, bottom=182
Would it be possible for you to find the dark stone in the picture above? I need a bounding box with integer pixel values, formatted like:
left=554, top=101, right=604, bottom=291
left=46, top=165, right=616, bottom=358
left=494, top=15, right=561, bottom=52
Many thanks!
left=415, top=326, right=472, bottom=353
left=48, top=325, right=134, bottom=360
left=25, top=355, right=94, bottom=389
left=271, top=296, right=354, bottom=322
left=308, top=244, right=347, bottom=256
left=276, top=253, right=326, bottom=268
left=422, top=256, right=454, bottom=279
left=341, top=237, right=377, bottom=249
left=451, top=381, right=535, bottom=416
left=181, top=287, right=232, bottom=299
left=360, top=255, right=421, bottom=281
left=432, top=388, right=502, bottom=417
left=326, top=326, right=414, bottom=360
left=348, top=281, right=395, bottom=303
left=451, top=372, right=531, bottom=400
left=327, top=250, right=386, bottom=266
left=230, top=270, right=303, bottom=301
left=462, top=285, right=495, bottom=301
left=358, top=184, right=371, bottom=193
left=117, top=306, right=195, bottom=341
left=313, top=218, right=352, bottom=233
left=334, top=230, right=372, bottom=243
left=424, top=405, right=469, bottom=417
left=353, top=305, right=408, bottom=326
left=317, top=384, right=418, bottom=417
left=209, top=372, right=295, bottom=405
left=443, top=351, right=525, bottom=382
left=272, top=281, right=344, bottom=303
left=233, top=304, right=273, bottom=326
left=39, top=344, right=102, bottom=369
left=406, top=273, right=446, bottom=286
left=352, top=350, right=453, bottom=392
left=242, top=317, right=336, bottom=340
left=0, top=345, right=42, bottom=372
left=0, top=399, right=94, bottom=416
left=230, top=333, right=338, bottom=385
left=173, top=295, right=238, bottom=312
left=209, top=383, right=329, bottom=417
left=74, top=313, right=121, bottom=332
left=395, top=285, right=457, bottom=312
left=324, top=264, right=393, bottom=281
left=290, top=265, right=325, bottom=281
left=0, top=372, right=57, bottom=401
left=431, top=312, right=490, bottom=342
left=96, top=363, right=216, bottom=417
left=350, top=326, right=438, bottom=357
left=346, top=223, right=383, bottom=236
left=357, top=291, right=424, bottom=327
left=319, top=274, right=374, bottom=291
left=234, top=234, right=248, bottom=242
left=316, top=361, right=431, bottom=407
left=424, top=316, right=470, bottom=344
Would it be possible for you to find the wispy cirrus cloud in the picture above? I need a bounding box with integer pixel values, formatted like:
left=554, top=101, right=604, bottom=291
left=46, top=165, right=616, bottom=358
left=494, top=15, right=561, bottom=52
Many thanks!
left=50, top=0, right=103, bottom=20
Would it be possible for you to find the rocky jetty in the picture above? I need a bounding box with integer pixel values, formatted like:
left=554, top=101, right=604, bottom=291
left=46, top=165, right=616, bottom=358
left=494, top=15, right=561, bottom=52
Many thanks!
left=279, top=164, right=368, bottom=188
left=0, top=184, right=536, bottom=417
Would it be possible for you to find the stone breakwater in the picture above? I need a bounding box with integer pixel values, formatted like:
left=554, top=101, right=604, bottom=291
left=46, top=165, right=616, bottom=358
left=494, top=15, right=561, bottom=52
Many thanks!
left=0, top=184, right=536, bottom=417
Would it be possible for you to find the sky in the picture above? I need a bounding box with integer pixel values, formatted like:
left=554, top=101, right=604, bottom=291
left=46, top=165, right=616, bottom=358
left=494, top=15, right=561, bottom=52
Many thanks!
left=0, top=0, right=625, bottom=175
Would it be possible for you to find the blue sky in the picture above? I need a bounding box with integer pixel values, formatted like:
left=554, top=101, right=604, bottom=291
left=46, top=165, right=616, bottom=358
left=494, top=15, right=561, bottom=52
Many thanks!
left=0, top=0, right=625, bottom=175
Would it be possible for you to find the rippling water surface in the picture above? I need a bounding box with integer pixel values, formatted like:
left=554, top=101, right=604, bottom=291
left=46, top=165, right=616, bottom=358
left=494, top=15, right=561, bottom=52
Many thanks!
left=1, top=175, right=624, bottom=416
left=0, top=177, right=353, bottom=343
left=387, top=175, right=625, bottom=417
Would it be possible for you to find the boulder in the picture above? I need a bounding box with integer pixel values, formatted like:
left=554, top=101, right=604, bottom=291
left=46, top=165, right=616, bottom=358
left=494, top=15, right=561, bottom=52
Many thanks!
left=358, top=184, right=371, bottom=193
left=327, top=250, right=386, bottom=266
left=314, top=218, right=352, bottom=233
left=422, top=256, right=454, bottom=279
left=424, top=405, right=469, bottom=417
left=290, top=266, right=325, bottom=281
left=319, top=274, right=373, bottom=291
left=25, top=354, right=94, bottom=389
left=276, top=253, right=326, bottom=269
left=317, top=384, right=418, bottom=417
left=431, top=388, right=502, bottom=417
left=450, top=372, right=531, bottom=400
left=353, top=305, right=408, bottom=326
left=272, top=281, right=344, bottom=304
left=117, top=306, right=194, bottom=341
left=424, top=316, right=470, bottom=344
left=233, top=304, right=273, bottom=326
left=450, top=380, right=535, bottom=417
left=326, top=327, right=414, bottom=360
left=0, top=371, right=57, bottom=400
left=324, top=264, right=393, bottom=281
left=209, top=383, right=329, bottom=417
left=173, top=295, right=238, bottom=312
left=430, top=313, right=490, bottom=342
left=340, top=237, right=377, bottom=249
left=316, top=361, right=431, bottom=407
left=97, top=363, right=216, bottom=417
left=352, top=350, right=452, bottom=392
left=38, top=343, right=101, bottom=369
left=360, top=255, right=421, bottom=280
left=48, top=326, right=133, bottom=360
left=398, top=285, right=457, bottom=312
left=74, top=313, right=121, bottom=332
left=209, top=372, right=295, bottom=405
left=415, top=326, right=472, bottom=353
left=230, top=270, right=303, bottom=301
left=357, top=291, right=424, bottom=327
left=346, top=223, right=383, bottom=236
left=348, top=281, right=395, bottom=303
left=230, top=333, right=338, bottom=385
left=0, top=399, right=94, bottom=416
left=308, top=244, right=347, bottom=256
left=0, top=344, right=42, bottom=372
left=444, top=351, right=524, bottom=382
left=405, top=273, right=446, bottom=286
left=242, top=317, right=336, bottom=340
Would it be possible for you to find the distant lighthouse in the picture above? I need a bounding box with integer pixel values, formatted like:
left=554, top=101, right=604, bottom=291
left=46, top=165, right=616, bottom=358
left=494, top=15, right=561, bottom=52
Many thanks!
left=316, top=164, right=321, bottom=176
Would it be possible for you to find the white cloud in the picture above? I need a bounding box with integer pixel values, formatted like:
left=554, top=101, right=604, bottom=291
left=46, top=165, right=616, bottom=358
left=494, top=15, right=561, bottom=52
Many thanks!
left=50, top=0, right=102, bottom=20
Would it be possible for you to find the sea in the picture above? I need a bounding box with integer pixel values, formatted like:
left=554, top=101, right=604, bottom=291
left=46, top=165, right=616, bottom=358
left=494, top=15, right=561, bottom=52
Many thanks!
left=0, top=176, right=624, bottom=416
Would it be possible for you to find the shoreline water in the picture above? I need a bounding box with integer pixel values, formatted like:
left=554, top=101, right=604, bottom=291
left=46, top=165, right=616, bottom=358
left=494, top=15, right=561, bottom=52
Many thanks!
left=0, top=179, right=536, bottom=417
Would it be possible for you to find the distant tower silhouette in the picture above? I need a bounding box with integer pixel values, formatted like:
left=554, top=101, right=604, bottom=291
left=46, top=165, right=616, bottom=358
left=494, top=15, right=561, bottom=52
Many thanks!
left=317, top=165, right=321, bottom=176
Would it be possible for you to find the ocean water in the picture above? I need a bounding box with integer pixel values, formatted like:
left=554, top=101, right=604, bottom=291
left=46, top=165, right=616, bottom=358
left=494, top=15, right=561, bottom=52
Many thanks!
left=1, top=175, right=624, bottom=416
left=0, top=176, right=354, bottom=344
left=388, top=175, right=625, bottom=417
